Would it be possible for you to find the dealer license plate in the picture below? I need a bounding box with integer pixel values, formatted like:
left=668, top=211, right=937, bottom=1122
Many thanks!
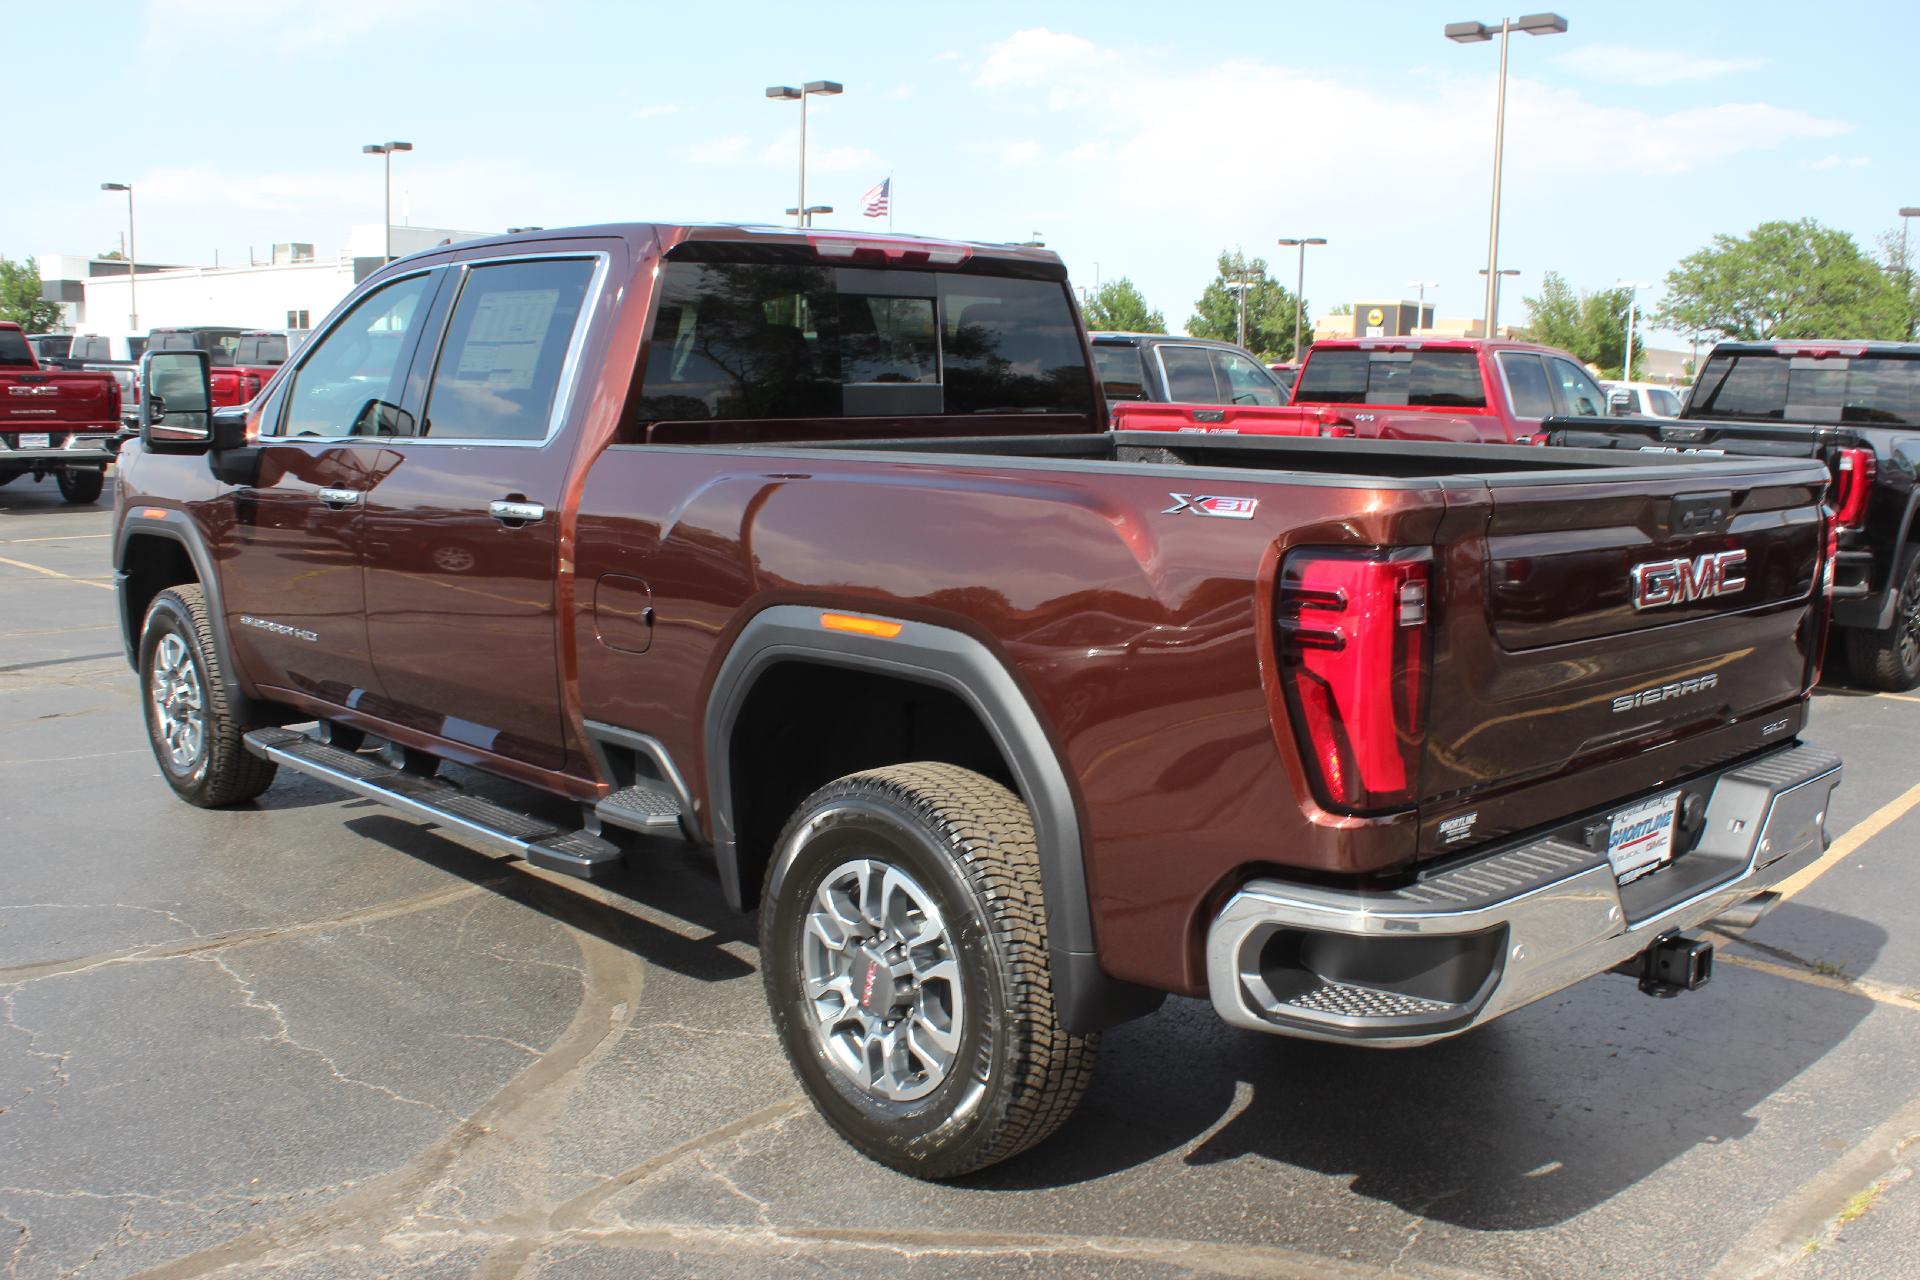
left=17, top=433, right=51, bottom=449
left=1607, top=790, right=1681, bottom=884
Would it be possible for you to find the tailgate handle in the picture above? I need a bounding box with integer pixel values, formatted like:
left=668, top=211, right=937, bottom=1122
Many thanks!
left=1193, top=409, right=1225, bottom=422
left=1671, top=491, right=1732, bottom=536
left=317, top=488, right=361, bottom=509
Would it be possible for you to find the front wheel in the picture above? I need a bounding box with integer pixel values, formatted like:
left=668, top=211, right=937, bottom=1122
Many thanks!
left=760, top=763, right=1097, bottom=1179
left=140, top=585, right=277, bottom=807
left=56, top=468, right=105, bottom=505
left=1846, top=549, right=1920, bottom=691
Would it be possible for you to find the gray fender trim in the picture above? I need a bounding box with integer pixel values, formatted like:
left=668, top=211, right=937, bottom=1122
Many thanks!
left=114, top=512, right=250, bottom=711
left=706, top=604, right=1164, bottom=1033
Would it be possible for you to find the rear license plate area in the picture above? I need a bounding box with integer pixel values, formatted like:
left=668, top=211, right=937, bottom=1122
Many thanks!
left=1607, top=790, right=1681, bottom=885
left=18, top=433, right=51, bottom=449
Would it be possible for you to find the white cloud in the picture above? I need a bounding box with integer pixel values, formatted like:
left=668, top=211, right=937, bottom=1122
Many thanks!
left=1551, top=44, right=1766, bottom=87
left=966, top=139, right=1043, bottom=169
left=632, top=103, right=681, bottom=120
left=883, top=84, right=915, bottom=102
left=754, top=140, right=884, bottom=173
left=687, top=135, right=752, bottom=165
left=1811, top=154, right=1872, bottom=170
left=974, top=28, right=1117, bottom=108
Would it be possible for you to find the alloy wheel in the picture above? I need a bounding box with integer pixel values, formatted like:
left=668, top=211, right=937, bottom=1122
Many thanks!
left=149, top=633, right=206, bottom=772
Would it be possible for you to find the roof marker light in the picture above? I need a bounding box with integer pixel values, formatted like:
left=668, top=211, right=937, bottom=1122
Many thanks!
left=820, top=612, right=904, bottom=639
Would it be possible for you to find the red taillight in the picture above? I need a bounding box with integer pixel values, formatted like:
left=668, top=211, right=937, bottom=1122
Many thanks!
left=1313, top=409, right=1353, bottom=438
left=1831, top=447, right=1874, bottom=530
left=1276, top=549, right=1432, bottom=814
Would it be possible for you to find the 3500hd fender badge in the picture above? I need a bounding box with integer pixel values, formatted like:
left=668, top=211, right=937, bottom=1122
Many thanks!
left=1630, top=549, right=1746, bottom=611
left=1164, top=493, right=1258, bottom=520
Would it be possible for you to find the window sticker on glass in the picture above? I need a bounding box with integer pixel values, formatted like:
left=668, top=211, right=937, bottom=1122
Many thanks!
left=454, top=288, right=562, bottom=389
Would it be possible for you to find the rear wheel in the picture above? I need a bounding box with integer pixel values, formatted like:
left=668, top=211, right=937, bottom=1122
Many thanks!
left=1846, top=549, right=1920, bottom=691
left=760, top=763, right=1097, bottom=1179
left=56, top=468, right=105, bottom=505
left=140, top=585, right=277, bottom=807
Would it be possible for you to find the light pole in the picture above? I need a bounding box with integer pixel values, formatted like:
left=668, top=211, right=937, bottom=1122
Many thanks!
left=1447, top=13, right=1568, bottom=337
left=1900, top=206, right=1920, bottom=338
left=785, top=205, right=833, bottom=224
left=1277, top=237, right=1326, bottom=360
left=1407, top=280, right=1438, bottom=331
left=766, top=81, right=843, bottom=227
left=1616, top=280, right=1651, bottom=382
left=1477, top=268, right=1519, bottom=338
left=1225, top=276, right=1253, bottom=349
left=100, top=183, right=137, bottom=330
left=361, top=142, right=413, bottom=260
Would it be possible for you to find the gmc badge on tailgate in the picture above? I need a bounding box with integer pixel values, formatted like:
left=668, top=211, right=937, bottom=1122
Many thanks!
left=1630, top=549, right=1747, bottom=611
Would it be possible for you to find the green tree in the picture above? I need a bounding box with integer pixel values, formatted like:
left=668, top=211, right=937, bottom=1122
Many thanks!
left=1187, top=250, right=1308, bottom=360
left=1521, top=271, right=1641, bottom=378
left=1081, top=278, right=1165, bottom=333
left=1656, top=219, right=1906, bottom=342
left=0, top=256, right=59, bottom=333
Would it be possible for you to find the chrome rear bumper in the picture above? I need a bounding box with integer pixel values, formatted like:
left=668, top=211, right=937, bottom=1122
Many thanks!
left=1206, top=742, right=1842, bottom=1046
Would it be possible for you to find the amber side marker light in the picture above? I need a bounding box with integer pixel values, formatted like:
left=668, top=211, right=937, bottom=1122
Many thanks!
left=819, top=612, right=903, bottom=639
left=138, top=507, right=167, bottom=520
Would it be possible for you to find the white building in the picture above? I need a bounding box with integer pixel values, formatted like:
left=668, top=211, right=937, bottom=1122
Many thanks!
left=51, top=224, right=494, bottom=338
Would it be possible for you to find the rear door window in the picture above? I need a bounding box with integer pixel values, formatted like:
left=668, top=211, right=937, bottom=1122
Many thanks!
left=1158, top=346, right=1223, bottom=402
left=1093, top=345, right=1148, bottom=400
left=1213, top=350, right=1284, bottom=405
left=1647, top=388, right=1682, bottom=416
left=419, top=258, right=596, bottom=441
left=1497, top=352, right=1554, bottom=418
left=635, top=260, right=1092, bottom=425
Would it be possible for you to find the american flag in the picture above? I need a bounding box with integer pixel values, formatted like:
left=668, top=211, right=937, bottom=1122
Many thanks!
left=860, top=177, right=891, bottom=218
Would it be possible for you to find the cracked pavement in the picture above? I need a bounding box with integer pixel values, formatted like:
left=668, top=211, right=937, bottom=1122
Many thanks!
left=4, top=486, right=1920, bottom=1277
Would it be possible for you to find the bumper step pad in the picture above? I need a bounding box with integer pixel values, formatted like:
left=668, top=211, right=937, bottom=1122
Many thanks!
left=596, top=781, right=684, bottom=836
left=243, top=727, right=627, bottom=880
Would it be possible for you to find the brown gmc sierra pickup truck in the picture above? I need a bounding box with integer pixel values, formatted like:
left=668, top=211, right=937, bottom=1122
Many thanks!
left=114, top=223, right=1842, bottom=1177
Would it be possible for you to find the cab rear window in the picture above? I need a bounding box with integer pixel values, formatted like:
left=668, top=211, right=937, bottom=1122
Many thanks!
left=1293, top=349, right=1487, bottom=408
left=635, top=260, right=1093, bottom=426
left=1691, top=353, right=1920, bottom=426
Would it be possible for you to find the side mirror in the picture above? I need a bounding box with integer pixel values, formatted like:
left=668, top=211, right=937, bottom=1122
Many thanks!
left=1607, top=388, right=1635, bottom=416
left=139, top=350, right=214, bottom=453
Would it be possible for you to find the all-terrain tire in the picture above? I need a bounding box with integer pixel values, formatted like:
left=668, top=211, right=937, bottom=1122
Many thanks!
left=140, top=585, right=277, bottom=807
left=760, top=762, right=1097, bottom=1179
left=56, top=468, right=105, bottom=505
left=1845, top=548, right=1920, bottom=692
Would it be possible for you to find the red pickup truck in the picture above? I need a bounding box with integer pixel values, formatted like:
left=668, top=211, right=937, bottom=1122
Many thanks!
left=0, top=322, right=121, bottom=502
left=115, top=224, right=1842, bottom=1177
left=147, top=327, right=267, bottom=408
left=1287, top=337, right=1611, bottom=443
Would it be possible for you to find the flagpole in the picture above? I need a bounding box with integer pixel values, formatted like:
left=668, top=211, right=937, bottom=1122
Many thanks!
left=888, top=170, right=894, bottom=232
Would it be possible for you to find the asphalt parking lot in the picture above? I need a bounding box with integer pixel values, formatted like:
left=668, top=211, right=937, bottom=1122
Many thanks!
left=3, top=478, right=1918, bottom=1279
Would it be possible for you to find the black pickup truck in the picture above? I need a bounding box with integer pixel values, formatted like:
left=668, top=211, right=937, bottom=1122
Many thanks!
left=1548, top=340, right=1920, bottom=690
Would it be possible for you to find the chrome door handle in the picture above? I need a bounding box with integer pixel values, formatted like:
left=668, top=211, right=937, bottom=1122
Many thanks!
left=489, top=500, right=546, bottom=524
left=318, top=488, right=361, bottom=508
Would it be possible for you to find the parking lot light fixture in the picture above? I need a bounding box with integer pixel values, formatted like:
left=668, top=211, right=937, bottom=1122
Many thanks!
left=362, top=142, right=413, bottom=261
left=785, top=205, right=834, bottom=222
left=1616, top=280, right=1652, bottom=382
left=1407, top=280, right=1439, bottom=329
left=767, top=80, right=843, bottom=228
left=1448, top=13, right=1568, bottom=337
left=1277, top=237, right=1326, bottom=360
left=101, top=183, right=137, bottom=329
left=1477, top=267, right=1520, bottom=338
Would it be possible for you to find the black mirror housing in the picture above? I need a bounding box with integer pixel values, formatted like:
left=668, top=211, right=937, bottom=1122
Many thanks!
left=139, top=350, right=216, bottom=454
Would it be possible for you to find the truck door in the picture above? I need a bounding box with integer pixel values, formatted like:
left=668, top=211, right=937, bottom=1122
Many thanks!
left=359, top=252, right=608, bottom=771
left=219, top=268, right=447, bottom=708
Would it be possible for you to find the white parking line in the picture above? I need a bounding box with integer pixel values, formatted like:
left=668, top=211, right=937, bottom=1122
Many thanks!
left=0, top=532, right=112, bottom=545
left=0, top=554, right=114, bottom=590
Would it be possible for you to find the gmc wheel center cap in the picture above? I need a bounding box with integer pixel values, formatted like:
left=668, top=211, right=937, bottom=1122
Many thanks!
left=855, top=944, right=900, bottom=1016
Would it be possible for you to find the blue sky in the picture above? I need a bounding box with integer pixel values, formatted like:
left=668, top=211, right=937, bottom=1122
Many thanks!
left=8, top=0, right=1916, bottom=347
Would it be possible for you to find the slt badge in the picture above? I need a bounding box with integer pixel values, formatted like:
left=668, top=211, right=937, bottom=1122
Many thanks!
left=1164, top=493, right=1259, bottom=520
left=1630, top=549, right=1746, bottom=611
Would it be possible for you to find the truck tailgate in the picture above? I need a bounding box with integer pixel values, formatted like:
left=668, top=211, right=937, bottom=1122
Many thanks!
left=1544, top=414, right=1839, bottom=458
left=3, top=371, right=119, bottom=430
left=1111, top=400, right=1349, bottom=437
left=1417, top=458, right=1829, bottom=853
